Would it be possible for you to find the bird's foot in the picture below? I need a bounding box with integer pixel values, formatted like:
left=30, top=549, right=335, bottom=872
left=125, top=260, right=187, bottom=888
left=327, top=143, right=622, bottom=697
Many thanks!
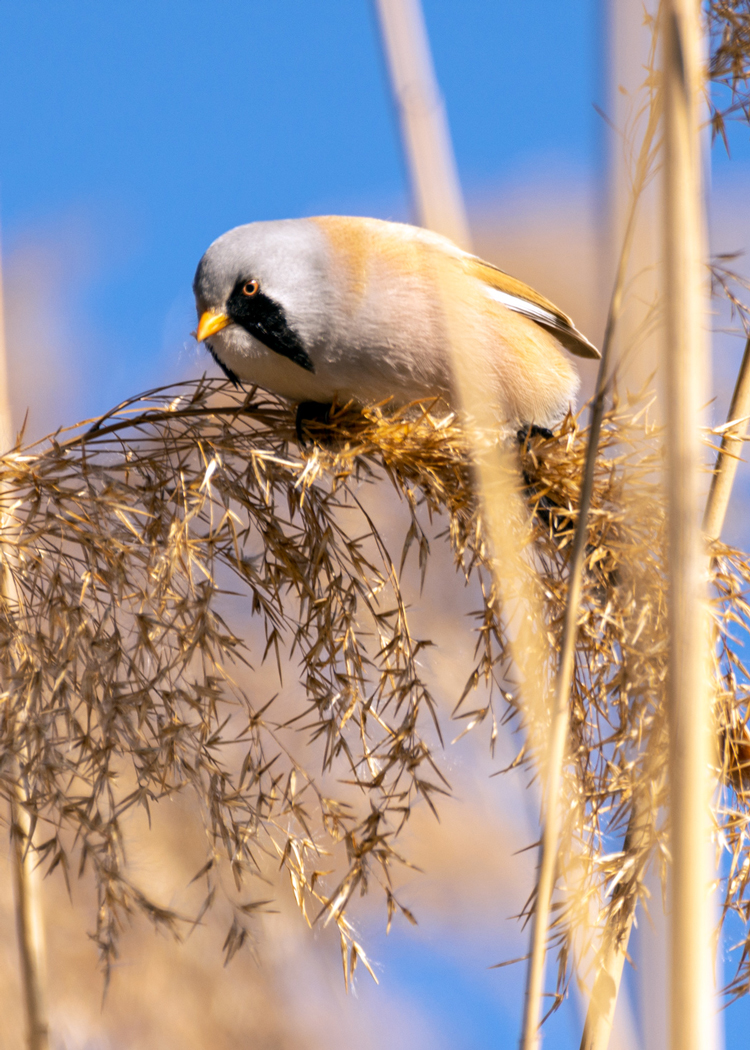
left=516, top=423, right=569, bottom=536
left=516, top=423, right=554, bottom=447
left=295, top=401, right=334, bottom=446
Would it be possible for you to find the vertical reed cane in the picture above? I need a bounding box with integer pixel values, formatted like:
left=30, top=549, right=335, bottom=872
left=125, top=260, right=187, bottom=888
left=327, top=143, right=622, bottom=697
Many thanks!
left=11, top=796, right=49, bottom=1050
left=662, top=3, right=716, bottom=1049
left=373, top=0, right=471, bottom=250
left=0, top=236, right=50, bottom=1050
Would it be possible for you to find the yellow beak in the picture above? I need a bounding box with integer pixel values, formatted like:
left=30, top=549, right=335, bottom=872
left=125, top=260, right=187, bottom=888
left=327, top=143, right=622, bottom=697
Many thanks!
left=195, top=310, right=230, bottom=342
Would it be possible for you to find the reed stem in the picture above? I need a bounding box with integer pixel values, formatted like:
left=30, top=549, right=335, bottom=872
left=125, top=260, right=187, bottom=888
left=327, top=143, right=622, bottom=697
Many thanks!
left=703, top=335, right=750, bottom=539
left=372, top=0, right=471, bottom=249
left=11, top=795, right=49, bottom=1050
left=663, top=2, right=715, bottom=1049
left=0, top=230, right=49, bottom=1050
left=579, top=285, right=743, bottom=1050
left=578, top=793, right=650, bottom=1050
left=523, top=50, right=663, bottom=1050
left=373, top=13, right=554, bottom=1046
left=576, top=28, right=663, bottom=1047
left=521, top=154, right=650, bottom=1050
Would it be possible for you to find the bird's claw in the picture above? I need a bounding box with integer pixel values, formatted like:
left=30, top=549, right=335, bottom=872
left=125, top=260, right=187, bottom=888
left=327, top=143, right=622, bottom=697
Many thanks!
left=295, top=401, right=333, bottom=446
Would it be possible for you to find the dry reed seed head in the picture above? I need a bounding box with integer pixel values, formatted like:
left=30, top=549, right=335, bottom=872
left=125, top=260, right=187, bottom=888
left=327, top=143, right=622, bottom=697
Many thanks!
left=708, top=0, right=750, bottom=145
left=1, top=378, right=750, bottom=1002
left=711, top=258, right=750, bottom=338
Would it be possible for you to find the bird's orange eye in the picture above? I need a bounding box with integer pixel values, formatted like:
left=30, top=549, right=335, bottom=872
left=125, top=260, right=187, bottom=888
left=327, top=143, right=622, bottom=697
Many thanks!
left=242, top=280, right=260, bottom=297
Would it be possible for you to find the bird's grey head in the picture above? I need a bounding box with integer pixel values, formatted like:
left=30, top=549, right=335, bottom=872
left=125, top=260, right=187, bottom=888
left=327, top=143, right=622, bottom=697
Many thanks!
left=194, top=219, right=332, bottom=330
left=193, top=219, right=336, bottom=378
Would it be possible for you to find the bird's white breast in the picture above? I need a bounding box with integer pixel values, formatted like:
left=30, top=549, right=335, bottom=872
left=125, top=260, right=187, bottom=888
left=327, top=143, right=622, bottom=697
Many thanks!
left=207, top=324, right=336, bottom=403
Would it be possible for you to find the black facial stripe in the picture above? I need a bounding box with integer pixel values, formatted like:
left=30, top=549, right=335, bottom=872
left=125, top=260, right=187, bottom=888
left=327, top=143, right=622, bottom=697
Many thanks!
left=227, top=282, right=315, bottom=373
left=206, top=341, right=240, bottom=385
left=251, top=315, right=315, bottom=372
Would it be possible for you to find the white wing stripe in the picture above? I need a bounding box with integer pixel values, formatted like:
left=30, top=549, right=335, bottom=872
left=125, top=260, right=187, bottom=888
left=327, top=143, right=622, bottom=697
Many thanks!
left=482, top=284, right=560, bottom=328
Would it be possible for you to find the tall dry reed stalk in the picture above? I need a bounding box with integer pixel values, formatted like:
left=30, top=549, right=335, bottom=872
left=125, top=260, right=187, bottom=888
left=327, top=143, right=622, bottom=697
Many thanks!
left=663, top=1, right=715, bottom=1045
left=372, top=9, right=560, bottom=1046
left=527, top=23, right=663, bottom=1049
left=704, top=336, right=750, bottom=538
left=375, top=5, right=705, bottom=1049
left=0, top=238, right=49, bottom=1050
left=373, top=0, right=471, bottom=248
left=11, top=795, right=49, bottom=1050
left=582, top=329, right=750, bottom=1050
left=581, top=2, right=750, bottom=1046
left=579, top=12, right=663, bottom=1048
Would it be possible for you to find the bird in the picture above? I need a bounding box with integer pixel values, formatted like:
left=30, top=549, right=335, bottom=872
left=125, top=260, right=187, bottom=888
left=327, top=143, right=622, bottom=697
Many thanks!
left=193, top=215, right=599, bottom=437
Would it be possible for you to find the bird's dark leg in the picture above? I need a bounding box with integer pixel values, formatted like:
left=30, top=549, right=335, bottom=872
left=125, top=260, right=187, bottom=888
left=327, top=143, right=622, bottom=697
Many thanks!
left=295, top=401, right=333, bottom=445
left=517, top=423, right=564, bottom=535
left=516, top=423, right=554, bottom=446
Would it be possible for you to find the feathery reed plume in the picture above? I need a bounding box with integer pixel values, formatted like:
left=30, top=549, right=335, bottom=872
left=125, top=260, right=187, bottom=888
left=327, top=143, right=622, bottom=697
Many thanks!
left=0, top=381, right=748, bottom=1026
left=708, top=0, right=750, bottom=145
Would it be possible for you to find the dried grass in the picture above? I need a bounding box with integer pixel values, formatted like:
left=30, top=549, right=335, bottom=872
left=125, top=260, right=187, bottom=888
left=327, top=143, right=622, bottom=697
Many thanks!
left=709, top=0, right=750, bottom=146
left=0, top=378, right=747, bottom=1007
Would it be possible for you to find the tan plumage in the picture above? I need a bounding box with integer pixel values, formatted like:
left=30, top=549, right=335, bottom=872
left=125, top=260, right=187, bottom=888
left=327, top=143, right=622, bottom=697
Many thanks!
left=462, top=254, right=599, bottom=360
left=193, top=216, right=599, bottom=430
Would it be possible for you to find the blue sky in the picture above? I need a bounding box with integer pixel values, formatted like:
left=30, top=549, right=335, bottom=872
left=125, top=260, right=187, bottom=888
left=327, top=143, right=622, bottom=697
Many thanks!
left=1, top=3, right=750, bottom=1048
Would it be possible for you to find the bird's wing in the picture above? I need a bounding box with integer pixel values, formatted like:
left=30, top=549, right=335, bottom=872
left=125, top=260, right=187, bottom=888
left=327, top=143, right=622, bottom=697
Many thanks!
left=464, top=255, right=601, bottom=360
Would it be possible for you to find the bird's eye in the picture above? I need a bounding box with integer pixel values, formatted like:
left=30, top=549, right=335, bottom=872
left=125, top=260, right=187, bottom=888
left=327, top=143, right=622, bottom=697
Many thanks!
left=242, top=280, right=260, bottom=297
